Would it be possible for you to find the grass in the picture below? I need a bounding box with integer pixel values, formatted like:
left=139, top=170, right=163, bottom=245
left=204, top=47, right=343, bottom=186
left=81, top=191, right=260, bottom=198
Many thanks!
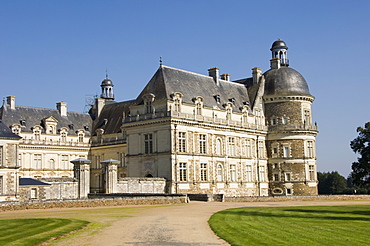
left=208, top=205, right=370, bottom=246
left=0, top=218, right=89, bottom=246
left=0, top=205, right=175, bottom=245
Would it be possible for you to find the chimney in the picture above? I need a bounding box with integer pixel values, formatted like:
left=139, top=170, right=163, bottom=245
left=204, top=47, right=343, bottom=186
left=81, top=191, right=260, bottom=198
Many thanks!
left=270, top=58, right=281, bottom=69
left=252, top=67, right=263, bottom=85
left=220, top=74, right=230, bottom=81
left=56, top=102, right=67, bottom=116
left=6, top=96, right=15, bottom=110
left=208, top=67, right=220, bottom=85
left=96, top=98, right=105, bottom=117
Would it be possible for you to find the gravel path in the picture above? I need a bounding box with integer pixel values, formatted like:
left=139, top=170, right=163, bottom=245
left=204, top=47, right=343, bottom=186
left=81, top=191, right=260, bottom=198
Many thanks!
left=56, top=199, right=370, bottom=246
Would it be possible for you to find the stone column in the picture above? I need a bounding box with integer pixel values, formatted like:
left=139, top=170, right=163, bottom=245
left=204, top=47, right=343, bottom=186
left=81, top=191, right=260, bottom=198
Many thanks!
left=71, top=158, right=91, bottom=199
left=101, top=159, right=120, bottom=194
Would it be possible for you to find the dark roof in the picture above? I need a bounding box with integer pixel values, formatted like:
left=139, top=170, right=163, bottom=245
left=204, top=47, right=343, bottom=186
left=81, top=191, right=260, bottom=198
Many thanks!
left=137, top=65, right=251, bottom=111
left=19, top=178, right=50, bottom=186
left=0, top=105, right=93, bottom=136
left=0, top=120, right=21, bottom=139
left=93, top=99, right=136, bottom=134
left=263, top=67, right=311, bottom=97
left=271, top=39, right=288, bottom=50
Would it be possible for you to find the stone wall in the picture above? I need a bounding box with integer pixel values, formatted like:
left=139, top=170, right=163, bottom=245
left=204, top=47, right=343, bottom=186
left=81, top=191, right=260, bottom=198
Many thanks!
left=0, top=195, right=187, bottom=212
left=115, top=177, right=166, bottom=193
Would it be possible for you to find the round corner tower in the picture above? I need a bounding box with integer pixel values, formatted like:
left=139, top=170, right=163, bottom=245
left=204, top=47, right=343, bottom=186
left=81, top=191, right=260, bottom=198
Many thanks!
left=264, top=39, right=318, bottom=196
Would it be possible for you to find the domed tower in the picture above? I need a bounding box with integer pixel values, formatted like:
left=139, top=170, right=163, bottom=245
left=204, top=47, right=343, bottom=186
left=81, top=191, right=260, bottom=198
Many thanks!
left=264, top=39, right=318, bottom=196
left=100, top=73, right=114, bottom=100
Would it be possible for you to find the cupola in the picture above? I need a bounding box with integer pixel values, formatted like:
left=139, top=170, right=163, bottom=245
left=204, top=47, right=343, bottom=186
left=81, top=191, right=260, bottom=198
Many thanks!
left=270, top=39, right=289, bottom=67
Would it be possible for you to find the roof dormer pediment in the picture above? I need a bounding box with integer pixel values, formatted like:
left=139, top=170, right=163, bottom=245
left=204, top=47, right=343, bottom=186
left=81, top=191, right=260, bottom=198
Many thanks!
left=42, top=116, right=59, bottom=123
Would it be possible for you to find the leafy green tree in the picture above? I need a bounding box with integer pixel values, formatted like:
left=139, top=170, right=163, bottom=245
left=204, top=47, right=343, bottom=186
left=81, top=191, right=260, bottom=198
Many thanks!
left=350, top=122, right=370, bottom=188
left=318, top=171, right=347, bottom=194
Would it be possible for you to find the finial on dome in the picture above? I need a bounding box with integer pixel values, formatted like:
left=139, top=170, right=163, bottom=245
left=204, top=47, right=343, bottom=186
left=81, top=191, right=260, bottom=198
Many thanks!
left=159, top=56, right=162, bottom=66
left=105, top=68, right=109, bottom=79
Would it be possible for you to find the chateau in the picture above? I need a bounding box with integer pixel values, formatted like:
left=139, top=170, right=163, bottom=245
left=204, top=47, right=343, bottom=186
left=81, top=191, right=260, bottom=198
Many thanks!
left=0, top=40, right=318, bottom=201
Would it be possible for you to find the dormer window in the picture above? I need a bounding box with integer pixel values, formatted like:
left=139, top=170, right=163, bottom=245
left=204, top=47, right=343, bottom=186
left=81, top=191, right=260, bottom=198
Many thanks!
left=68, top=124, right=74, bottom=130
left=172, top=92, right=183, bottom=112
left=42, top=116, right=58, bottom=134
left=143, top=93, right=155, bottom=114
left=59, top=127, right=68, bottom=142
left=84, top=126, right=89, bottom=131
left=193, top=96, right=204, bottom=116
left=11, top=124, right=21, bottom=135
left=214, top=95, right=221, bottom=103
left=77, top=130, right=85, bottom=143
left=32, top=126, right=42, bottom=141
left=20, top=120, right=26, bottom=127
left=229, top=98, right=235, bottom=104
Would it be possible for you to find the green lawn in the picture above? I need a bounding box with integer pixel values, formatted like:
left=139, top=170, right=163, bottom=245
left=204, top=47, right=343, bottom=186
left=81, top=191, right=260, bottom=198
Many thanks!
left=209, top=205, right=370, bottom=246
left=0, top=218, right=89, bottom=246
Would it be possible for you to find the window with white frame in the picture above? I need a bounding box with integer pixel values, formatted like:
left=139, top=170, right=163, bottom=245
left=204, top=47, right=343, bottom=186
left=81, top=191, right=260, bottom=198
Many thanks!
left=200, top=163, right=207, bottom=181
left=273, top=173, right=279, bottom=181
left=304, top=109, right=311, bottom=125
left=33, top=127, right=41, bottom=141
left=199, top=134, right=206, bottom=154
left=30, top=188, right=37, bottom=199
left=230, top=164, right=236, bottom=182
left=174, top=98, right=181, bottom=112
left=143, top=93, right=155, bottom=114
left=258, top=140, right=265, bottom=158
left=282, top=116, right=288, bottom=125
left=0, top=146, right=2, bottom=166
left=309, top=165, right=315, bottom=181
left=33, top=154, right=42, bottom=169
left=179, top=162, right=187, bottom=181
left=178, top=132, right=186, bottom=153
left=194, top=96, right=203, bottom=116
left=61, top=155, right=69, bottom=169
left=246, top=165, right=252, bottom=182
left=0, top=176, right=3, bottom=194
left=216, top=138, right=222, bottom=155
left=245, top=139, right=252, bottom=157
left=78, top=131, right=85, bottom=143
left=259, top=166, right=266, bottom=182
left=283, top=144, right=290, bottom=158
left=144, top=134, right=153, bottom=154
left=228, top=137, right=235, bottom=156
left=307, top=141, right=314, bottom=158
left=285, top=172, right=291, bottom=182
left=271, top=142, right=279, bottom=158
left=217, top=164, right=223, bottom=182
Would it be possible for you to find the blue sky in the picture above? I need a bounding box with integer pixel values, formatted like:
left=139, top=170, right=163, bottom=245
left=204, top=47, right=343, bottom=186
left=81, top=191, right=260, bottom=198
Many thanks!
left=1, top=1, right=370, bottom=177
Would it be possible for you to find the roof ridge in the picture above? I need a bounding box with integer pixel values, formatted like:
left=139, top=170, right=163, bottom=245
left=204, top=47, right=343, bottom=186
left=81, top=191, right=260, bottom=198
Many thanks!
left=13, top=105, right=88, bottom=115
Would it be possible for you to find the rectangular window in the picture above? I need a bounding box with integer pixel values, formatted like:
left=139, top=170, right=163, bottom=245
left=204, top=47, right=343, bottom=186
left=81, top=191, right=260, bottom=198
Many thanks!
left=228, top=137, right=235, bottom=156
left=285, top=173, right=291, bottom=182
left=246, top=165, right=252, bottom=182
left=230, top=164, right=236, bottom=182
left=0, top=176, right=3, bottom=194
left=283, top=146, right=290, bottom=158
left=30, top=188, right=37, bottom=199
left=260, top=166, right=266, bottom=182
left=144, top=134, right=153, bottom=154
left=258, top=141, right=265, bottom=158
left=178, top=132, right=186, bottom=153
left=61, top=155, right=69, bottom=169
left=309, top=165, right=315, bottom=181
left=273, top=173, right=279, bottom=181
left=179, top=162, right=187, bottom=182
left=119, top=153, right=125, bottom=167
left=34, top=154, right=42, bottom=169
left=199, top=134, right=206, bottom=154
left=307, top=141, right=314, bottom=158
left=304, top=109, right=311, bottom=125
left=0, top=146, right=3, bottom=166
left=94, top=155, right=101, bottom=169
left=200, top=163, right=207, bottom=181
left=245, top=139, right=251, bottom=157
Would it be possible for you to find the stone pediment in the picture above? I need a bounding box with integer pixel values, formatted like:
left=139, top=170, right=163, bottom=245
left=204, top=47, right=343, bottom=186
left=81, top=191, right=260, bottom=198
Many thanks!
left=42, top=116, right=58, bottom=123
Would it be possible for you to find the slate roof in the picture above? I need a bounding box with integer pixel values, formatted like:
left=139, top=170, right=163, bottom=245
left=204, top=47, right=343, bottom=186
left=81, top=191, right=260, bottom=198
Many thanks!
left=0, top=104, right=93, bottom=136
left=0, top=120, right=21, bottom=139
left=19, top=178, right=50, bottom=186
left=93, top=100, right=136, bottom=134
left=137, top=65, right=251, bottom=111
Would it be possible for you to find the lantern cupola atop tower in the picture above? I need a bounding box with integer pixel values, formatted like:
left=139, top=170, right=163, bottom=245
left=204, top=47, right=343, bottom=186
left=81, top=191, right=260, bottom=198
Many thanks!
left=271, top=39, right=289, bottom=67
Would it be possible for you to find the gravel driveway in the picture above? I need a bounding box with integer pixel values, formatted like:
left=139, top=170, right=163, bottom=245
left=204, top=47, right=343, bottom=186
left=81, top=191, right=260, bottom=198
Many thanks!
left=55, top=199, right=370, bottom=246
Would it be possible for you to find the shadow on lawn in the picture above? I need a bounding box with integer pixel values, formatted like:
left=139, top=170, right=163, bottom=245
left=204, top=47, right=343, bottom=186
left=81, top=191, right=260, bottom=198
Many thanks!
left=219, top=208, right=370, bottom=221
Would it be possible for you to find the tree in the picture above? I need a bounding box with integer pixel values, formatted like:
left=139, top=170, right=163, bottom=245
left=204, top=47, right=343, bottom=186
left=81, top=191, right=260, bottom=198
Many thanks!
left=350, top=122, right=370, bottom=188
left=317, top=171, right=347, bottom=194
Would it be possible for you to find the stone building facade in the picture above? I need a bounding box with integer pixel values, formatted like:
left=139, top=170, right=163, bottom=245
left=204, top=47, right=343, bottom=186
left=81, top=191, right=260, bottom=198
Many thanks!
left=0, top=39, right=318, bottom=199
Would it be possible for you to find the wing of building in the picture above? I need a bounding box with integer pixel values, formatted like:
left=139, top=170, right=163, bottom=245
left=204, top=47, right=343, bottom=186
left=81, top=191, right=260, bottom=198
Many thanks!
left=0, top=39, right=318, bottom=200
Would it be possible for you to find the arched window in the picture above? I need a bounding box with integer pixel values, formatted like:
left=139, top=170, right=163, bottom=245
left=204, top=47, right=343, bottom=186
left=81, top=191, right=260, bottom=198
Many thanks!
left=217, top=164, right=223, bottom=182
left=216, top=138, right=222, bottom=155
